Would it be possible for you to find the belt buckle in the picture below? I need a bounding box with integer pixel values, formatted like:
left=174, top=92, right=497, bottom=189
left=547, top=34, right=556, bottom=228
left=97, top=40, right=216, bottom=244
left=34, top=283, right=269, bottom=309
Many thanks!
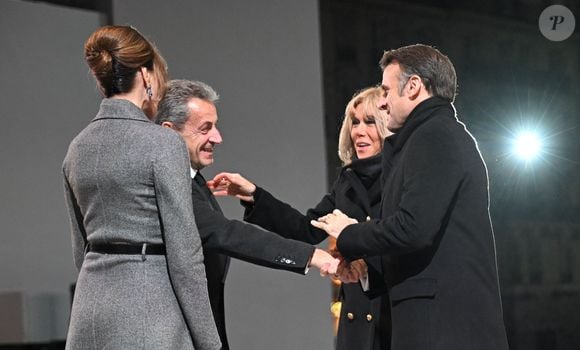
left=141, top=243, right=147, bottom=261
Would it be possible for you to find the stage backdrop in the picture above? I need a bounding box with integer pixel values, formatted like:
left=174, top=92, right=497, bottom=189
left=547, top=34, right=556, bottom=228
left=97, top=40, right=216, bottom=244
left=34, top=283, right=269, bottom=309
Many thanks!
left=0, top=0, right=102, bottom=342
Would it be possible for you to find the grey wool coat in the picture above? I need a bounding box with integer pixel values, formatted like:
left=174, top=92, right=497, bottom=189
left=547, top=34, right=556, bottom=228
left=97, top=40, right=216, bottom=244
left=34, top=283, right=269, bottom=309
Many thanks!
left=62, top=98, right=221, bottom=350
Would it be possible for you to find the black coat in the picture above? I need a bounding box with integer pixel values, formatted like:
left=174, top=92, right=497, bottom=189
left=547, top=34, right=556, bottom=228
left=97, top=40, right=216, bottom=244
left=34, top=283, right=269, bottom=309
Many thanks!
left=244, top=155, right=390, bottom=350
left=191, top=173, right=316, bottom=350
left=337, top=97, right=509, bottom=350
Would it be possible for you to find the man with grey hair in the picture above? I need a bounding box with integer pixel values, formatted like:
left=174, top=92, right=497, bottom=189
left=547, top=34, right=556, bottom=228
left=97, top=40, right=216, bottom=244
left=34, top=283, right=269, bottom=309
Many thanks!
left=155, top=79, right=339, bottom=349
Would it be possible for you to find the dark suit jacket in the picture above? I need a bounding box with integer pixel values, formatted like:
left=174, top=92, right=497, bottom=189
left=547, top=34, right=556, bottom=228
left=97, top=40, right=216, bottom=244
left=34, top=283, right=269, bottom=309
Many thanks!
left=337, top=97, right=509, bottom=350
left=191, top=173, right=316, bottom=349
left=243, top=155, right=390, bottom=350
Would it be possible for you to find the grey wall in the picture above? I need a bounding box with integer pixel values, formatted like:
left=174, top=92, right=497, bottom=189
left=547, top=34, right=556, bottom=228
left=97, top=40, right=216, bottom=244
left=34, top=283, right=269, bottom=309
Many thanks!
left=0, top=0, right=104, bottom=341
left=0, top=0, right=103, bottom=293
left=1, top=0, right=333, bottom=348
left=0, top=0, right=105, bottom=342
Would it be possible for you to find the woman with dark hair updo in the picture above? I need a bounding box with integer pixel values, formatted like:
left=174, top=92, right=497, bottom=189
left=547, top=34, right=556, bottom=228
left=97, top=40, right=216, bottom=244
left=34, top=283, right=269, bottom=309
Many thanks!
left=62, top=26, right=221, bottom=349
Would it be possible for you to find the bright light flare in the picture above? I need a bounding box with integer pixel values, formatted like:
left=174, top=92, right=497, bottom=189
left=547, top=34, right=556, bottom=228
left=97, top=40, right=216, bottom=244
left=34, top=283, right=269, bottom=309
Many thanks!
left=513, top=131, right=542, bottom=160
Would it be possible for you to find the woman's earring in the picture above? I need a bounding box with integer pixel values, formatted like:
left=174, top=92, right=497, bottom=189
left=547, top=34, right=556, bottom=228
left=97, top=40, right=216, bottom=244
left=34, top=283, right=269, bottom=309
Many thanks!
left=146, top=85, right=153, bottom=99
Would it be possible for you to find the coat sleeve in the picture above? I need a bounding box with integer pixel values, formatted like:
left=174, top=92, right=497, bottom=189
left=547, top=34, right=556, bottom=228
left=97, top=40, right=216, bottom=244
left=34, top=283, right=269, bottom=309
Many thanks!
left=338, top=125, right=465, bottom=259
left=242, top=184, right=338, bottom=245
left=62, top=168, right=87, bottom=271
left=153, top=133, right=221, bottom=350
left=192, top=187, right=315, bottom=274
left=363, top=256, right=389, bottom=299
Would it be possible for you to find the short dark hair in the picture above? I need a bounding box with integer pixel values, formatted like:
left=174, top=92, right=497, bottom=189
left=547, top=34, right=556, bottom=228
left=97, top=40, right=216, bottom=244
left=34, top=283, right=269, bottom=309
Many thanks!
left=379, top=44, right=457, bottom=102
left=155, top=79, right=219, bottom=129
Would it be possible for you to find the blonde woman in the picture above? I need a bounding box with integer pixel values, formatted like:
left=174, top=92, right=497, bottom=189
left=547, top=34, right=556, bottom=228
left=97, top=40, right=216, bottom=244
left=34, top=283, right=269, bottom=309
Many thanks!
left=209, top=86, right=393, bottom=350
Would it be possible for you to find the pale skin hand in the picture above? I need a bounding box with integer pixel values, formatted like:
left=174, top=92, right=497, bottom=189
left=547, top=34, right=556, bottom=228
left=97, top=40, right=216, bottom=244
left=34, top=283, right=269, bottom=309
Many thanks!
left=310, top=248, right=341, bottom=276
left=336, top=259, right=368, bottom=284
left=310, top=209, right=358, bottom=239
left=329, top=247, right=367, bottom=283
left=207, top=172, right=257, bottom=203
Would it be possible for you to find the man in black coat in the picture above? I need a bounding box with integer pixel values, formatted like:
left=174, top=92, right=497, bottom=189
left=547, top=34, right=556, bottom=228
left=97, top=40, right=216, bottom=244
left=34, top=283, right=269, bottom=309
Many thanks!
left=313, top=44, right=510, bottom=350
left=155, top=79, right=339, bottom=349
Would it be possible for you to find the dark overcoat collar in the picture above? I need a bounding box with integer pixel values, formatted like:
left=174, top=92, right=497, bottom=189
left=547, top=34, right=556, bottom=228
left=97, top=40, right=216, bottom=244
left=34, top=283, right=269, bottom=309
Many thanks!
left=385, top=96, right=456, bottom=153
left=340, top=154, right=382, bottom=216
left=381, top=96, right=455, bottom=183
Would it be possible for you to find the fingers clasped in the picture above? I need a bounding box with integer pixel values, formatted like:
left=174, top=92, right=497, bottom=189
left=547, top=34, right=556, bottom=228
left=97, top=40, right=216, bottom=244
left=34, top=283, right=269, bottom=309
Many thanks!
left=310, top=210, right=358, bottom=239
left=314, top=248, right=367, bottom=284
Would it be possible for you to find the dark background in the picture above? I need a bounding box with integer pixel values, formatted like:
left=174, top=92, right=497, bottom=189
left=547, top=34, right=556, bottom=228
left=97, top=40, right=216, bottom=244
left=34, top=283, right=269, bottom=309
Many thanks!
left=319, top=1, right=579, bottom=349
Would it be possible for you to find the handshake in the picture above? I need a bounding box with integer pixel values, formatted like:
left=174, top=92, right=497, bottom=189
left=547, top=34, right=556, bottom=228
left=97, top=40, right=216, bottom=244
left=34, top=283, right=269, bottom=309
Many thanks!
left=208, top=172, right=366, bottom=283
left=310, top=248, right=368, bottom=284
left=309, top=209, right=365, bottom=283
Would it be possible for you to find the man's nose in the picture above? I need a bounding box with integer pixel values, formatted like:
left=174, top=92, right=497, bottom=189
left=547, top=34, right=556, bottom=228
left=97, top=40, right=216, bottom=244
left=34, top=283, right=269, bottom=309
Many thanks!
left=377, top=93, right=389, bottom=111
left=378, top=95, right=388, bottom=111
left=209, top=128, right=223, bottom=144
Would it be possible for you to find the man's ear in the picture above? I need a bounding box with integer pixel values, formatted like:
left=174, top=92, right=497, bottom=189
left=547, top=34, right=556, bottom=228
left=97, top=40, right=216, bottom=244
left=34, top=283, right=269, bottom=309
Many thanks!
left=161, top=121, right=174, bottom=129
left=406, top=75, right=423, bottom=100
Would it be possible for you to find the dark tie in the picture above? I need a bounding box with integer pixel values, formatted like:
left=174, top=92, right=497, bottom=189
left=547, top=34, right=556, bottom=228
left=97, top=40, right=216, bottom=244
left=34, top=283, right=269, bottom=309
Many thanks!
left=193, top=172, right=222, bottom=213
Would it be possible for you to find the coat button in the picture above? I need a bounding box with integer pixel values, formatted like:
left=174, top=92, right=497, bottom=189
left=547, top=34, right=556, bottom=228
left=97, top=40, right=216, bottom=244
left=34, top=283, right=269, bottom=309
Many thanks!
left=347, top=312, right=354, bottom=320
left=366, top=314, right=373, bottom=322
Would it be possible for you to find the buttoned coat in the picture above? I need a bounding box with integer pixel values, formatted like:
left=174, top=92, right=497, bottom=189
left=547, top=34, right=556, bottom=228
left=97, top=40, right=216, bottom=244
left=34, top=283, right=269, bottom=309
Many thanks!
left=190, top=173, right=315, bottom=349
left=243, top=154, right=390, bottom=350
left=337, top=97, right=509, bottom=350
left=62, top=99, right=220, bottom=350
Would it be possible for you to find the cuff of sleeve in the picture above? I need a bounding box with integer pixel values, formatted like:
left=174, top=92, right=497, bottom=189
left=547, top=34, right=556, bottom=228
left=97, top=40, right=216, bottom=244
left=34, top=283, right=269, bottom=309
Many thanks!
left=241, top=186, right=263, bottom=212
left=359, top=273, right=370, bottom=291
left=304, top=251, right=312, bottom=275
left=337, top=223, right=365, bottom=261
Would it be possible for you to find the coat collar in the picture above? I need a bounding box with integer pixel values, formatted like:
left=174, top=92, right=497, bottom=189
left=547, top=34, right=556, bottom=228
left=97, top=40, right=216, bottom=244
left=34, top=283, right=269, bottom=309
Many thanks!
left=386, top=96, right=456, bottom=153
left=345, top=153, right=382, bottom=188
left=341, top=154, right=383, bottom=217
left=92, top=98, right=152, bottom=124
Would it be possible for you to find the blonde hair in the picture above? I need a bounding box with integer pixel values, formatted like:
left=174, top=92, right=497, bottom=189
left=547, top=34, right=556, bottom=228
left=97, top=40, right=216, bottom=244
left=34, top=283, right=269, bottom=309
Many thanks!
left=337, top=86, right=390, bottom=165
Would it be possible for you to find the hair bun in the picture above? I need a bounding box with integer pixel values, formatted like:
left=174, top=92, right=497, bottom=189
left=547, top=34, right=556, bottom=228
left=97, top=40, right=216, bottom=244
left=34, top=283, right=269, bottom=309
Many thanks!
left=84, top=25, right=165, bottom=98
left=85, top=46, right=112, bottom=66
